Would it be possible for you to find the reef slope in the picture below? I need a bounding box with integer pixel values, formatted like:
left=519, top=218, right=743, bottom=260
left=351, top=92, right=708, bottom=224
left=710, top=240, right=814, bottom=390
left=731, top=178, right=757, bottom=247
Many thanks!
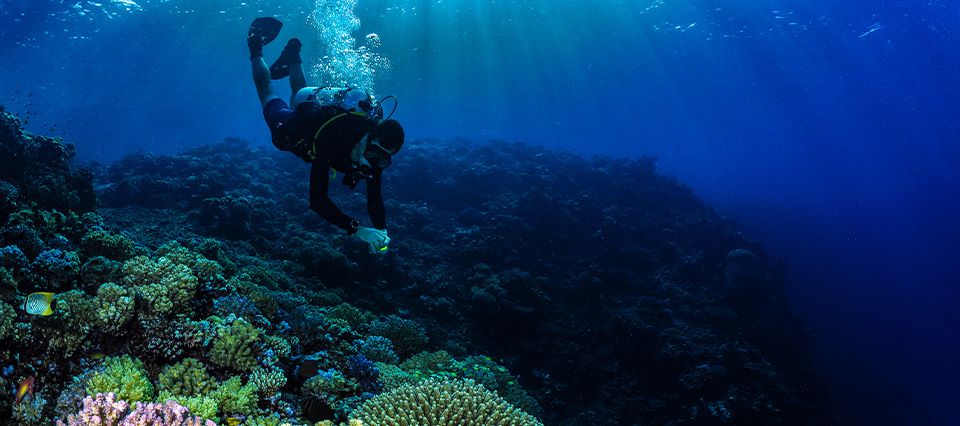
left=1, top=107, right=824, bottom=425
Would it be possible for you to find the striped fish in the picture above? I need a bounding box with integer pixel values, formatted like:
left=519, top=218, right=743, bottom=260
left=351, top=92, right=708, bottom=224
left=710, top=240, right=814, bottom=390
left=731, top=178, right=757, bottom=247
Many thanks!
left=23, top=292, right=55, bottom=316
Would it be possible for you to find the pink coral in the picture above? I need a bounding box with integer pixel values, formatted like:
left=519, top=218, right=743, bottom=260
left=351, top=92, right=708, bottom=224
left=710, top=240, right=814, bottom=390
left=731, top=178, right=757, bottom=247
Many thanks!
left=57, top=393, right=130, bottom=426
left=57, top=394, right=214, bottom=426
left=119, top=400, right=215, bottom=426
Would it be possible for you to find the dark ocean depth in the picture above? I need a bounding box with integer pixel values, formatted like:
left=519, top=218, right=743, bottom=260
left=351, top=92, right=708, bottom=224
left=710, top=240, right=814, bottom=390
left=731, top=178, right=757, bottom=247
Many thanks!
left=1, top=0, right=958, bottom=425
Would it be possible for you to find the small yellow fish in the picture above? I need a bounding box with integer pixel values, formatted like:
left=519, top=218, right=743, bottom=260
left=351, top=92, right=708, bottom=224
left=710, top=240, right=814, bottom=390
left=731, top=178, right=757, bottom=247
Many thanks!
left=23, top=292, right=55, bottom=316
left=226, top=417, right=242, bottom=426
left=15, top=376, right=34, bottom=403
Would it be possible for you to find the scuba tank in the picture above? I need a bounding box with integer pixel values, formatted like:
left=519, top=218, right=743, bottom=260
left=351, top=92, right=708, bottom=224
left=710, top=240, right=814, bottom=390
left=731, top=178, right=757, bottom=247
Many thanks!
left=282, top=87, right=399, bottom=165
left=293, top=86, right=396, bottom=121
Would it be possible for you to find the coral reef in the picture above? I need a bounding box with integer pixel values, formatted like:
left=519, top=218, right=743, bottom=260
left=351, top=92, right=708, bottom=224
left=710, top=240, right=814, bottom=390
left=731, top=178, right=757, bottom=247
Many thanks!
left=349, top=378, right=542, bottom=426
left=208, top=317, right=261, bottom=371
left=85, top=356, right=155, bottom=404
left=0, top=108, right=824, bottom=425
left=56, top=393, right=129, bottom=426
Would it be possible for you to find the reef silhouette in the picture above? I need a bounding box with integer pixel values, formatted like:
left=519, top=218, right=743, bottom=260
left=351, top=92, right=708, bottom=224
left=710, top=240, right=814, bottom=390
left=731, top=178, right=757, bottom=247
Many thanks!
left=0, top=106, right=825, bottom=425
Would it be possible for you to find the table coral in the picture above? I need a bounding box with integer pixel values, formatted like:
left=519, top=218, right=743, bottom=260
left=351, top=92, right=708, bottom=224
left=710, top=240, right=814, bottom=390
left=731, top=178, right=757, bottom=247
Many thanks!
left=349, top=378, right=542, bottom=426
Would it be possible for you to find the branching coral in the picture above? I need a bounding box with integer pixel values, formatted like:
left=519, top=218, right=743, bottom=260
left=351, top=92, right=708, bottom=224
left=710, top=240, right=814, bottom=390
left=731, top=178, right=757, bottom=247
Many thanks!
left=209, top=376, right=258, bottom=417
left=249, top=366, right=287, bottom=397
left=356, top=336, right=399, bottom=365
left=164, top=395, right=218, bottom=421
left=51, top=289, right=98, bottom=354
left=209, top=317, right=261, bottom=371
left=13, top=393, right=48, bottom=425
left=326, top=303, right=375, bottom=328
left=0, top=300, right=14, bottom=338
left=157, top=241, right=224, bottom=288
left=32, top=248, right=81, bottom=288
left=81, top=256, right=124, bottom=289
left=86, top=356, right=156, bottom=404
left=400, top=351, right=459, bottom=378
left=364, top=315, right=428, bottom=356
left=374, top=363, right=418, bottom=392
left=157, top=358, right=218, bottom=397
left=81, top=229, right=136, bottom=261
left=303, top=368, right=359, bottom=404
left=95, top=282, right=136, bottom=334
left=56, top=393, right=130, bottom=426
left=123, top=255, right=197, bottom=315
left=349, top=378, right=543, bottom=426
left=121, top=400, right=215, bottom=426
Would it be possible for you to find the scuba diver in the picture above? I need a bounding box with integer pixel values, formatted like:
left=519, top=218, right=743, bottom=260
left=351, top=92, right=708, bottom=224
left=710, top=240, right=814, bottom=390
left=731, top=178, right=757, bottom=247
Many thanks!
left=247, top=18, right=404, bottom=254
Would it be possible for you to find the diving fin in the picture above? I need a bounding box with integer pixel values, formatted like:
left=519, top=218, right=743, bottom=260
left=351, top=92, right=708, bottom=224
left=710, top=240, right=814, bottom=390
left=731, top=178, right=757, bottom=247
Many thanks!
left=270, top=38, right=303, bottom=80
left=249, top=17, right=283, bottom=46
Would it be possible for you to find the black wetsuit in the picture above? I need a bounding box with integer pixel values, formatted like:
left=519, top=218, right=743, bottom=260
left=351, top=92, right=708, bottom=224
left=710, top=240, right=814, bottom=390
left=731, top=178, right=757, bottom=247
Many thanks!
left=309, top=112, right=385, bottom=235
left=263, top=98, right=384, bottom=235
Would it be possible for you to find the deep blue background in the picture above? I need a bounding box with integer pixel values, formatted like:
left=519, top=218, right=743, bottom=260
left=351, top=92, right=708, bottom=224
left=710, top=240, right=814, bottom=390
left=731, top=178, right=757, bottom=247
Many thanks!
left=1, top=0, right=958, bottom=424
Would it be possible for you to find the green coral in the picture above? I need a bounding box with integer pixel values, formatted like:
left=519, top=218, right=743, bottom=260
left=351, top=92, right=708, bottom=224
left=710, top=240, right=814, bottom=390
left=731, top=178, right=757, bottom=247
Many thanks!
left=249, top=366, right=286, bottom=397
left=12, top=393, right=48, bottom=425
left=400, top=351, right=459, bottom=379
left=157, top=358, right=218, bottom=397
left=244, top=414, right=283, bottom=426
left=262, top=334, right=293, bottom=360
left=0, top=266, right=16, bottom=293
left=86, top=355, right=155, bottom=403
left=375, top=363, right=418, bottom=392
left=157, top=241, right=223, bottom=287
left=350, top=378, right=543, bottom=426
left=94, top=282, right=136, bottom=334
left=123, top=255, right=197, bottom=315
left=365, top=315, right=429, bottom=355
left=303, top=369, right=358, bottom=404
left=51, top=290, right=97, bottom=354
left=460, top=356, right=542, bottom=418
left=326, top=303, right=375, bottom=328
left=389, top=352, right=541, bottom=416
left=0, top=301, right=14, bottom=339
left=210, top=376, right=258, bottom=416
left=160, top=394, right=219, bottom=420
left=357, top=336, right=399, bottom=365
left=209, top=318, right=261, bottom=371
left=81, top=256, right=123, bottom=288
left=80, top=228, right=135, bottom=260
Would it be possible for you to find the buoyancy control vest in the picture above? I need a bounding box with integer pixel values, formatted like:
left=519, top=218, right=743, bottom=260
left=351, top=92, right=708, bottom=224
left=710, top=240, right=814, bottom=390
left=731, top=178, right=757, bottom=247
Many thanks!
left=273, top=87, right=395, bottom=164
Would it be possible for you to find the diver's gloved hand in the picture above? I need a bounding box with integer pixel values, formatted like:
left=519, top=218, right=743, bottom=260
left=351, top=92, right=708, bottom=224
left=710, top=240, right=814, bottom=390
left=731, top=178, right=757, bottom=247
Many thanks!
left=355, top=227, right=390, bottom=254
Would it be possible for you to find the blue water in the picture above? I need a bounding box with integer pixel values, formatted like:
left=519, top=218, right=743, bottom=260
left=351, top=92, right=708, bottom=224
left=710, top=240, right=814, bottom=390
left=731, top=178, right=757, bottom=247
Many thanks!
left=2, top=0, right=958, bottom=424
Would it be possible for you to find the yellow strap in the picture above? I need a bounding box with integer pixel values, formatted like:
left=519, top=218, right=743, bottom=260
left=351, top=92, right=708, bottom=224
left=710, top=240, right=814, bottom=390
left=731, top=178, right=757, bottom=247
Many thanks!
left=310, top=111, right=369, bottom=160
